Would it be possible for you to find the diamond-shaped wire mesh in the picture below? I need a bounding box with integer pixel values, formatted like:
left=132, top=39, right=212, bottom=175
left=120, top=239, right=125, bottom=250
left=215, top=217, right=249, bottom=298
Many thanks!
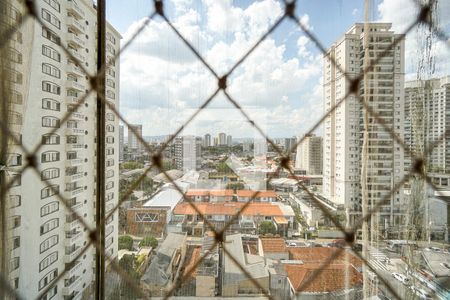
left=0, top=0, right=449, bottom=299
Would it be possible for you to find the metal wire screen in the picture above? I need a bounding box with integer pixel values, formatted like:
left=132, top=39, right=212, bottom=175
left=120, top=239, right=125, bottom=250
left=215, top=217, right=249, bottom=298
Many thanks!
left=0, top=0, right=449, bottom=299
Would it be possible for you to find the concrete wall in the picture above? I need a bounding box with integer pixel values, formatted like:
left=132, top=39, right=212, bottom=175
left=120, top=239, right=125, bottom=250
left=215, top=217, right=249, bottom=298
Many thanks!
left=196, top=275, right=216, bottom=296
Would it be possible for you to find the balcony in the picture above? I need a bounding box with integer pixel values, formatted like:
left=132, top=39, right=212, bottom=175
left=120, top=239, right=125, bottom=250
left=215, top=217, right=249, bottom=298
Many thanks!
left=67, top=64, right=84, bottom=77
left=66, top=80, right=85, bottom=92
left=71, top=112, right=85, bottom=120
left=67, top=33, right=85, bottom=49
left=65, top=186, right=84, bottom=197
left=66, top=260, right=83, bottom=277
left=67, top=1, right=85, bottom=19
left=64, top=245, right=82, bottom=263
left=62, top=275, right=82, bottom=296
left=66, top=172, right=84, bottom=182
left=67, top=16, right=86, bottom=34
left=66, top=127, right=85, bottom=136
left=68, top=48, right=85, bottom=63
left=66, top=96, right=82, bottom=105
left=66, top=230, right=82, bottom=244
left=65, top=217, right=80, bottom=231
left=66, top=158, right=83, bottom=167
left=70, top=201, right=83, bottom=211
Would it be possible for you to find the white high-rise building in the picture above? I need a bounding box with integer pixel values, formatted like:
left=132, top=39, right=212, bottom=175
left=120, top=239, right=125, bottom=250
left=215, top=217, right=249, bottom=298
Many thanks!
left=227, top=135, right=232, bottom=147
left=323, top=23, right=405, bottom=228
left=218, top=132, right=226, bottom=145
left=203, top=133, right=211, bottom=147
left=295, top=134, right=323, bottom=175
left=127, top=124, right=143, bottom=153
left=175, top=136, right=202, bottom=172
left=2, top=0, right=121, bottom=298
left=404, top=76, right=450, bottom=173
left=119, top=125, right=124, bottom=161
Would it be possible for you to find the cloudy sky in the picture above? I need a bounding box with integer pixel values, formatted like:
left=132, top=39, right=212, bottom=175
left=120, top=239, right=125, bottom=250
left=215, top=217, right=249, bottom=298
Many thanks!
left=106, top=0, right=450, bottom=138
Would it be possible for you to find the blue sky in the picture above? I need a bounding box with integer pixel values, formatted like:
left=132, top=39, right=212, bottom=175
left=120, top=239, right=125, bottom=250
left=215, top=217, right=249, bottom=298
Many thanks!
left=105, top=0, right=450, bottom=138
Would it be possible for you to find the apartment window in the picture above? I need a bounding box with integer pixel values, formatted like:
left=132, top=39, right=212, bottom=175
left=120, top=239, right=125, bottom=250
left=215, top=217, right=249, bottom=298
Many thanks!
left=42, top=116, right=60, bottom=128
left=106, top=136, right=114, bottom=144
left=66, top=135, right=78, bottom=144
left=106, top=124, right=114, bottom=132
left=10, top=257, right=19, bottom=271
left=42, top=98, right=60, bottom=111
left=42, top=27, right=60, bottom=44
left=39, top=251, right=58, bottom=272
left=41, top=9, right=60, bottom=29
left=106, top=192, right=114, bottom=201
left=4, top=69, right=22, bottom=84
left=10, top=90, right=23, bottom=104
left=106, top=44, right=116, bottom=55
left=106, top=159, right=114, bottom=167
left=9, top=111, right=22, bottom=125
left=106, top=148, right=114, bottom=155
left=12, top=236, right=20, bottom=249
left=8, top=48, right=22, bottom=63
left=106, top=78, right=115, bottom=88
left=9, top=195, right=21, bottom=208
left=42, top=81, right=61, bottom=95
left=67, top=89, right=78, bottom=97
left=38, top=269, right=58, bottom=291
left=43, top=0, right=60, bottom=12
left=40, top=218, right=59, bottom=235
left=41, top=201, right=59, bottom=217
left=41, top=151, right=60, bottom=163
left=42, top=134, right=60, bottom=145
left=11, top=215, right=21, bottom=229
left=40, top=235, right=59, bottom=253
left=41, top=285, right=57, bottom=300
left=106, top=181, right=114, bottom=190
left=42, top=63, right=61, bottom=78
left=106, top=169, right=114, bottom=178
left=41, top=185, right=59, bottom=199
left=106, top=32, right=116, bottom=44
left=107, top=68, right=115, bottom=77
left=41, top=168, right=60, bottom=180
left=106, top=90, right=115, bottom=99
left=7, top=153, right=21, bottom=167
left=9, top=173, right=21, bottom=187
left=106, top=56, right=115, bottom=66
left=67, top=151, right=77, bottom=160
left=106, top=113, right=115, bottom=121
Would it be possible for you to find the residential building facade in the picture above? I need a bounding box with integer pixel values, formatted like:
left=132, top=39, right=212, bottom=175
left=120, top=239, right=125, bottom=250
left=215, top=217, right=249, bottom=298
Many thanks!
left=2, top=0, right=121, bottom=298
left=323, top=23, right=406, bottom=229
left=203, top=133, right=211, bottom=147
left=127, top=123, right=143, bottom=153
left=295, top=134, right=323, bottom=175
left=119, top=124, right=124, bottom=161
left=174, top=135, right=202, bottom=172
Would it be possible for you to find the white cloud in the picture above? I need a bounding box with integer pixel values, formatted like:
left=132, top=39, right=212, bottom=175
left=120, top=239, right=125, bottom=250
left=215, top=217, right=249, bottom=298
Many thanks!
left=119, top=0, right=323, bottom=137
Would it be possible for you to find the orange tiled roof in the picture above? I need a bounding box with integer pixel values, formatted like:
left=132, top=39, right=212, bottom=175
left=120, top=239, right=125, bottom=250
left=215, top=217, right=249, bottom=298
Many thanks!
left=288, top=247, right=362, bottom=267
left=210, top=189, right=234, bottom=196
left=236, top=190, right=277, bottom=198
left=186, top=189, right=210, bottom=196
left=173, top=202, right=284, bottom=217
left=285, top=263, right=362, bottom=293
left=260, top=238, right=286, bottom=253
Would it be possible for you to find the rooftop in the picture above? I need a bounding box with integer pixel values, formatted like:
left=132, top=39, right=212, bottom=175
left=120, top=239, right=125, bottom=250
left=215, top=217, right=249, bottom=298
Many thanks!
left=143, top=188, right=184, bottom=211
left=260, top=238, right=286, bottom=253
left=236, top=190, right=277, bottom=198
left=173, top=202, right=294, bottom=217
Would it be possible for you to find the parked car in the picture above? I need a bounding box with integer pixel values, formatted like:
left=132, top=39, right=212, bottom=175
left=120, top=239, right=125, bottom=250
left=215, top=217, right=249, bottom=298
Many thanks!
left=287, top=242, right=297, bottom=247
left=392, top=272, right=410, bottom=285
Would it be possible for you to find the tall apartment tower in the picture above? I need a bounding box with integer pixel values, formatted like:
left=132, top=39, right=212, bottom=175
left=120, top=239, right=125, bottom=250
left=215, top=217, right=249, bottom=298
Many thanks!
left=226, top=135, right=232, bottom=147
left=295, top=134, right=323, bottom=175
left=203, top=133, right=211, bottom=147
left=323, top=23, right=405, bottom=228
left=174, top=136, right=202, bottom=172
left=119, top=125, right=124, bottom=161
left=1, top=0, right=121, bottom=298
left=218, top=132, right=227, bottom=146
left=127, top=124, right=143, bottom=153
left=404, top=77, right=450, bottom=173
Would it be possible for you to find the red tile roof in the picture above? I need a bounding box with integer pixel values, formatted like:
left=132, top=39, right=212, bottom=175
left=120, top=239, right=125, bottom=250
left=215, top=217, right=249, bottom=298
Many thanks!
left=186, top=189, right=210, bottom=196
left=285, top=262, right=362, bottom=293
left=260, top=238, right=286, bottom=253
left=173, top=202, right=284, bottom=217
left=289, top=247, right=362, bottom=267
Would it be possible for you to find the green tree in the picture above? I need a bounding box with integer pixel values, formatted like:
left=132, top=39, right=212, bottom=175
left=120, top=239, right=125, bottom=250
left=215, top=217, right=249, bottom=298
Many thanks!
left=139, top=236, right=158, bottom=249
left=217, top=161, right=232, bottom=173
left=121, top=161, right=144, bottom=170
left=118, top=235, right=134, bottom=250
left=226, top=182, right=245, bottom=190
left=259, top=220, right=276, bottom=235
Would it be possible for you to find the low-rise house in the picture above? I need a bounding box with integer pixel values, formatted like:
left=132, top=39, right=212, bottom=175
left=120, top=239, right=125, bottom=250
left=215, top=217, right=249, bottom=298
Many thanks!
left=141, top=233, right=187, bottom=295
left=222, top=234, right=270, bottom=296
left=260, top=238, right=288, bottom=260
left=127, top=187, right=184, bottom=237
left=172, top=202, right=295, bottom=236
left=236, top=190, right=277, bottom=202
left=185, top=189, right=210, bottom=202
left=210, top=189, right=234, bottom=202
